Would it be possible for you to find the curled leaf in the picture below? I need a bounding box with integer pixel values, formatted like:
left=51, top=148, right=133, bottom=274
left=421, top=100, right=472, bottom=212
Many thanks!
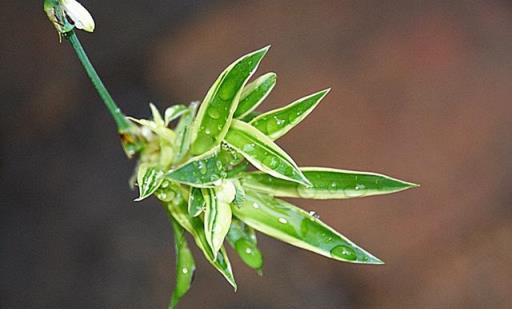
left=203, top=188, right=232, bottom=257
left=135, top=163, right=164, bottom=201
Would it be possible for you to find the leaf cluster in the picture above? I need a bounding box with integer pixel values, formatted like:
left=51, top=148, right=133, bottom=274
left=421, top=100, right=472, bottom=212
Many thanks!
left=127, top=47, right=417, bottom=308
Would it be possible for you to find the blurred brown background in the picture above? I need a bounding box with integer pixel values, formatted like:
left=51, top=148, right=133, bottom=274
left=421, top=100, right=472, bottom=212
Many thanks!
left=2, top=1, right=512, bottom=308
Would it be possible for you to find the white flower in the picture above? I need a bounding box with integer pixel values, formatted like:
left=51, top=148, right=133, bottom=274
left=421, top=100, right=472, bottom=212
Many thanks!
left=60, top=0, right=95, bottom=32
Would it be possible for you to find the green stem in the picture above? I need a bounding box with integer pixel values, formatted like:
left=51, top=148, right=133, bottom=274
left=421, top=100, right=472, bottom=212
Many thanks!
left=65, top=30, right=131, bottom=132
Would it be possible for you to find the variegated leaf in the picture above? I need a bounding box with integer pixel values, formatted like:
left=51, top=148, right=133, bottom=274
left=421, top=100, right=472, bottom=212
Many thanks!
left=241, top=167, right=418, bottom=199
left=224, top=119, right=310, bottom=186
left=165, top=201, right=237, bottom=290
left=135, top=163, right=164, bottom=201
left=190, top=46, right=270, bottom=156
left=233, top=191, right=383, bottom=264
left=250, top=89, right=329, bottom=140
left=203, top=188, right=232, bottom=257
left=234, top=72, right=276, bottom=119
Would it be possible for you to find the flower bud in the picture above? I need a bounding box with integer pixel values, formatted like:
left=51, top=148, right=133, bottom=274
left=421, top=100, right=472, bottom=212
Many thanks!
left=43, top=0, right=95, bottom=34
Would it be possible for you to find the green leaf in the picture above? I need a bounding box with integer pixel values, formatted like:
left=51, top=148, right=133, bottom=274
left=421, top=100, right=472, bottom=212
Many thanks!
left=234, top=72, right=277, bottom=119
left=190, top=46, right=270, bottom=156
left=165, top=201, right=237, bottom=289
left=227, top=218, right=263, bottom=272
left=166, top=143, right=249, bottom=187
left=250, top=89, right=329, bottom=140
left=232, top=191, right=383, bottom=264
left=188, top=187, right=205, bottom=217
left=166, top=147, right=226, bottom=187
left=135, top=163, right=164, bottom=201
left=240, top=111, right=261, bottom=122
left=241, top=167, right=418, bottom=199
left=173, top=102, right=199, bottom=165
left=224, top=119, right=311, bottom=186
left=165, top=104, right=189, bottom=126
left=203, top=188, right=232, bottom=257
left=169, top=219, right=195, bottom=309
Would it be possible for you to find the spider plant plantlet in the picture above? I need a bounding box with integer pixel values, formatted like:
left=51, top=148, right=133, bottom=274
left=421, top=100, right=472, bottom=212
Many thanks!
left=43, top=1, right=419, bottom=307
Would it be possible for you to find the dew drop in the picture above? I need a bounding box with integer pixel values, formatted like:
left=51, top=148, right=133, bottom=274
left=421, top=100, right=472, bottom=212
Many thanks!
left=265, top=116, right=285, bottom=133
left=161, top=180, right=169, bottom=188
left=308, top=210, right=320, bottom=219
left=242, top=143, right=255, bottom=153
left=235, top=239, right=263, bottom=269
left=182, top=267, right=189, bottom=274
left=219, top=78, right=236, bottom=100
left=263, top=156, right=279, bottom=168
left=197, top=161, right=207, bottom=175
left=278, top=218, right=288, bottom=224
left=191, top=135, right=214, bottom=154
left=344, top=183, right=367, bottom=197
left=330, top=245, right=357, bottom=261
left=355, top=184, right=366, bottom=190
left=288, top=112, right=297, bottom=122
left=297, top=186, right=315, bottom=198
left=328, top=182, right=338, bottom=193
left=216, top=160, right=223, bottom=170
left=208, top=108, right=221, bottom=119
left=204, top=127, right=212, bottom=135
left=252, top=202, right=260, bottom=209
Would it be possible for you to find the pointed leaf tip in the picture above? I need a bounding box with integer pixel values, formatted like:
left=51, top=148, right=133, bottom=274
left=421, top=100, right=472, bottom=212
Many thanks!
left=190, top=46, right=270, bottom=156
left=250, top=88, right=330, bottom=140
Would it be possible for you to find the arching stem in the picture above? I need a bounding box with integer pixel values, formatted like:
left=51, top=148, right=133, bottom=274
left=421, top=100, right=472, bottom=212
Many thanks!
left=65, top=30, right=131, bottom=132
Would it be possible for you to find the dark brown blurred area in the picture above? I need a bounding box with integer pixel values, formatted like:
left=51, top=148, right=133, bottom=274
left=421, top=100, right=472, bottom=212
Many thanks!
left=2, top=1, right=512, bottom=308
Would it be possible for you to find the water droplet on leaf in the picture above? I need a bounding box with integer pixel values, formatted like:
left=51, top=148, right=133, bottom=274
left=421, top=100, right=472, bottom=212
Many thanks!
left=208, top=108, right=221, bottom=119
left=330, top=245, right=357, bottom=261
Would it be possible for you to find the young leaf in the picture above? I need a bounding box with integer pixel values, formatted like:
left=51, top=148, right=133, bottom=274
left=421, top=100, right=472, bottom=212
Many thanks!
left=224, top=119, right=311, bottom=186
left=190, top=46, right=270, bottom=156
left=165, top=104, right=189, bottom=126
left=188, top=187, right=205, bottom=217
left=173, top=102, right=198, bottom=165
left=233, top=191, right=383, bottom=264
left=149, top=103, right=164, bottom=126
left=128, top=117, right=176, bottom=142
left=165, top=201, right=237, bottom=289
left=166, top=147, right=226, bottom=187
left=250, top=89, right=330, bottom=140
left=169, top=218, right=196, bottom=309
left=241, top=167, right=418, bottom=199
left=203, top=188, right=232, bottom=257
left=135, top=163, right=164, bottom=201
left=227, top=218, right=263, bottom=272
left=234, top=72, right=277, bottom=119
